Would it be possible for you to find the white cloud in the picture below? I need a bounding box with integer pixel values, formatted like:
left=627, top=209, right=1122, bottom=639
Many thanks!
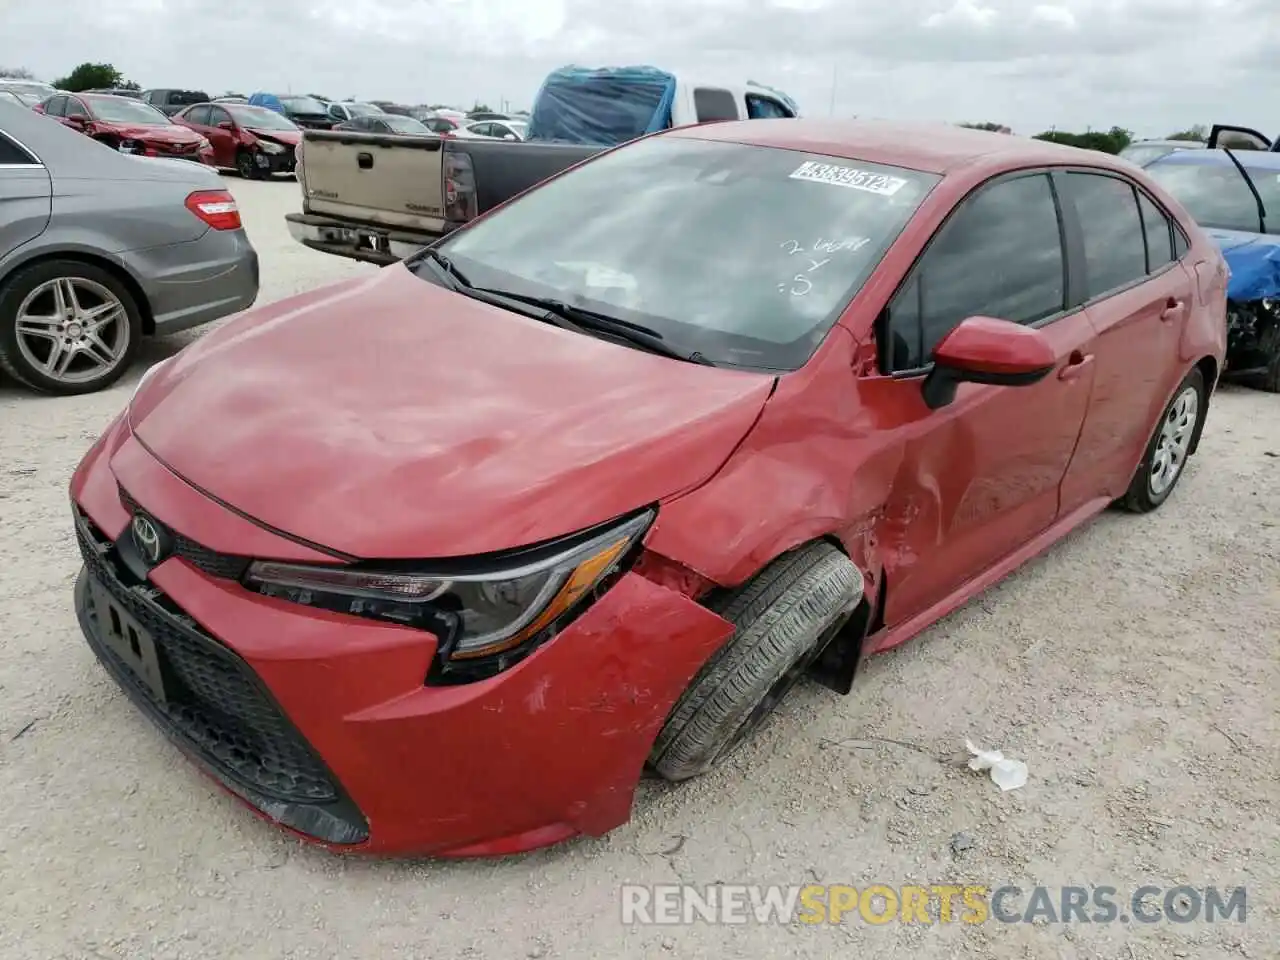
left=2, top=0, right=1272, bottom=137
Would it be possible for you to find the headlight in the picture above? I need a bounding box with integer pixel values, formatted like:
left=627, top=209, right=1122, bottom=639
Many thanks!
left=244, top=509, right=654, bottom=662
left=257, top=140, right=285, bottom=154
left=196, top=137, right=211, bottom=150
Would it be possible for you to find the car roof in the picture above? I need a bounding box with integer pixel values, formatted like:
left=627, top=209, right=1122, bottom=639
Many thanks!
left=1127, top=139, right=1205, bottom=149
left=1150, top=148, right=1280, bottom=171
left=674, top=118, right=1131, bottom=176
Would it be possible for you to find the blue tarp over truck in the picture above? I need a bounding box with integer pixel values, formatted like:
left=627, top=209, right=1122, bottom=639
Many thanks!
left=527, top=66, right=678, bottom=146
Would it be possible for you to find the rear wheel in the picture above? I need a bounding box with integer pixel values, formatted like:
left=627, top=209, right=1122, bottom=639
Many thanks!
left=649, top=543, right=863, bottom=782
left=1121, top=368, right=1204, bottom=513
left=0, top=260, right=142, bottom=395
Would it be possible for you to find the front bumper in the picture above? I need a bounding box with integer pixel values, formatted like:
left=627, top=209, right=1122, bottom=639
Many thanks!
left=69, top=415, right=733, bottom=856
left=255, top=148, right=297, bottom=175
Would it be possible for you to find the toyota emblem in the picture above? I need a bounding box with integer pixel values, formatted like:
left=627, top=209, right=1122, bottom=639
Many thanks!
left=130, top=513, right=165, bottom=566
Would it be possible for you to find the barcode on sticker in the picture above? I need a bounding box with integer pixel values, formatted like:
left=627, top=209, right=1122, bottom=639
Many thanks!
left=789, top=161, right=907, bottom=196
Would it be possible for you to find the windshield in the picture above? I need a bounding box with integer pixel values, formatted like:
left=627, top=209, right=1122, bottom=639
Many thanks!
left=347, top=102, right=383, bottom=117
left=0, top=80, right=55, bottom=99
left=1145, top=156, right=1276, bottom=234
left=432, top=136, right=939, bottom=370
left=227, top=105, right=298, bottom=130
left=1121, top=144, right=1185, bottom=166
left=87, top=97, right=172, bottom=125
left=280, top=96, right=327, bottom=115
left=383, top=115, right=430, bottom=134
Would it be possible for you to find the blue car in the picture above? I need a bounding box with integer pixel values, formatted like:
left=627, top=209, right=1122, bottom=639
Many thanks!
left=245, top=92, right=335, bottom=130
left=1144, top=145, right=1280, bottom=391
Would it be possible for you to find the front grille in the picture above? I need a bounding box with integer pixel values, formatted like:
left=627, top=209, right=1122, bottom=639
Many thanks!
left=117, top=486, right=250, bottom=580
left=75, top=512, right=338, bottom=805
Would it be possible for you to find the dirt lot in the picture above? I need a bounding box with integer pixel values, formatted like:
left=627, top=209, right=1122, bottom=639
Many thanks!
left=1, top=177, right=1276, bottom=960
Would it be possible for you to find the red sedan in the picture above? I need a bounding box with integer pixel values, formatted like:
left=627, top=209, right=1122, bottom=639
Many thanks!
left=173, top=102, right=302, bottom=179
left=35, top=92, right=212, bottom=164
left=70, top=120, right=1227, bottom=857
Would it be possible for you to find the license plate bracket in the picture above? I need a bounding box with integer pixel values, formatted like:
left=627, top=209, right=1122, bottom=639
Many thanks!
left=90, top=580, right=169, bottom=703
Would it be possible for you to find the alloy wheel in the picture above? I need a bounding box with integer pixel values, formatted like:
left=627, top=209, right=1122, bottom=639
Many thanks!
left=14, top=277, right=131, bottom=386
left=1148, top=385, right=1198, bottom=496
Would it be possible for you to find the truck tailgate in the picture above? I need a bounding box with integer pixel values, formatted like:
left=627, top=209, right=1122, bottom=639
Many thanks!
left=300, top=130, right=447, bottom=233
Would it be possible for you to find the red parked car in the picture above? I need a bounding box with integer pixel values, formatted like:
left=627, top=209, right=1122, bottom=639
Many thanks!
left=173, top=102, right=302, bottom=179
left=71, top=120, right=1227, bottom=857
left=35, top=92, right=211, bottom=164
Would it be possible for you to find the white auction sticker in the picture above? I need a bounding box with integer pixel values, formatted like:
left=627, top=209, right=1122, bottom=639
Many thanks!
left=789, top=161, right=907, bottom=196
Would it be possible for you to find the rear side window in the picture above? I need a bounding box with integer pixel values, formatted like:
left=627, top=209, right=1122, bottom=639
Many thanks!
left=885, top=173, right=1065, bottom=370
left=1173, top=225, right=1189, bottom=258
left=1137, top=191, right=1174, bottom=271
left=44, top=96, right=65, bottom=117
left=746, top=95, right=791, bottom=119
left=1063, top=172, right=1148, bottom=297
left=0, top=132, right=36, bottom=165
left=184, top=104, right=211, bottom=125
left=693, top=87, right=739, bottom=122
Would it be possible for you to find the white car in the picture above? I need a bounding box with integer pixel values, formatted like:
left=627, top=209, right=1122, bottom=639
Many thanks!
left=458, top=118, right=527, bottom=141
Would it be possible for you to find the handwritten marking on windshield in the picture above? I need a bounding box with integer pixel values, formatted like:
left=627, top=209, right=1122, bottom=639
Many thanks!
left=778, top=275, right=814, bottom=296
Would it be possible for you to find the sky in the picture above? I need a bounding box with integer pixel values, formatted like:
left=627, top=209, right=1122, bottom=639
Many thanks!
left=3, top=0, right=1273, bottom=137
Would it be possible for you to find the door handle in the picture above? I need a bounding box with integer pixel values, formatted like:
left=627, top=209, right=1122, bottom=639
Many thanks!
left=1160, top=298, right=1185, bottom=322
left=1058, top=351, right=1095, bottom=381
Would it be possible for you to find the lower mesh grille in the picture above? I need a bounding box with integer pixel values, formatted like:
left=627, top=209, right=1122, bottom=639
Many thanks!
left=76, top=513, right=337, bottom=804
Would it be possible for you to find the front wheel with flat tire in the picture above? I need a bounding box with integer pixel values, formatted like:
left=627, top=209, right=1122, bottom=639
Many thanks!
left=0, top=260, right=142, bottom=395
left=236, top=149, right=260, bottom=180
left=649, top=542, right=863, bottom=782
left=1121, top=368, right=1204, bottom=513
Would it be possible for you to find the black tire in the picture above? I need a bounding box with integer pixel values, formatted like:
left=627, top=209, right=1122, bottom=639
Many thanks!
left=1254, top=322, right=1280, bottom=393
left=0, top=259, right=143, bottom=396
left=1120, top=368, right=1205, bottom=513
left=236, top=149, right=259, bottom=180
left=649, top=542, right=862, bottom=782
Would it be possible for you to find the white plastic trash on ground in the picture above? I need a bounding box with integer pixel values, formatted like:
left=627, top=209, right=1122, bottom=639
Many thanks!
left=965, top=739, right=1029, bottom=791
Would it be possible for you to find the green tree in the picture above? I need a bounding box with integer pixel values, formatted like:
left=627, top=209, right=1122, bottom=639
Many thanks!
left=1032, top=125, right=1133, bottom=155
left=0, top=66, right=36, bottom=79
left=1166, top=125, right=1207, bottom=143
left=470, top=102, right=493, bottom=114
left=52, top=62, right=124, bottom=92
left=959, top=121, right=1007, bottom=132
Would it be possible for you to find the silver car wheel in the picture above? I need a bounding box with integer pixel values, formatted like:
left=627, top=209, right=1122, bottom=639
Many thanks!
left=1148, top=385, right=1198, bottom=496
left=14, top=277, right=131, bottom=385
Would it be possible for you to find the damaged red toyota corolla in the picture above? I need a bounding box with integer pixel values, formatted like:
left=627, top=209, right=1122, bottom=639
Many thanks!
left=70, top=119, right=1227, bottom=856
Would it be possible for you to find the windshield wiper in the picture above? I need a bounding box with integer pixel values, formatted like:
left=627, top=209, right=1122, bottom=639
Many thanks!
left=1222, top=147, right=1267, bottom=232
left=412, top=252, right=711, bottom=365
left=464, top=288, right=713, bottom=365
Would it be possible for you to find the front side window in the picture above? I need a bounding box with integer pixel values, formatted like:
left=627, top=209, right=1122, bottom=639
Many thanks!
left=746, top=95, right=791, bottom=119
left=184, top=104, right=211, bottom=126
left=43, top=95, right=65, bottom=117
left=1062, top=172, right=1148, bottom=297
left=1145, top=157, right=1264, bottom=233
left=433, top=136, right=939, bottom=370
left=884, top=173, right=1065, bottom=371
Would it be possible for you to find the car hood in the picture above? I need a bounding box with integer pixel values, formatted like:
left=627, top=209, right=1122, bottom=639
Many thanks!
left=1206, top=228, right=1280, bottom=301
left=107, top=123, right=201, bottom=143
left=248, top=127, right=301, bottom=146
left=128, top=266, right=775, bottom=559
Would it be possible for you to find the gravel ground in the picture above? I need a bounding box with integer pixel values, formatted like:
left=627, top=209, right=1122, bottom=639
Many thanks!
left=1, top=177, right=1277, bottom=960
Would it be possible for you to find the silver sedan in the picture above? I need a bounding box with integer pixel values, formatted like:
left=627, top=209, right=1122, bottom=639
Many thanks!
left=0, top=100, right=259, bottom=395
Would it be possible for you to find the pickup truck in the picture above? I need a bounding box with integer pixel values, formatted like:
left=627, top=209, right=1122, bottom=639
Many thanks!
left=285, top=69, right=798, bottom=265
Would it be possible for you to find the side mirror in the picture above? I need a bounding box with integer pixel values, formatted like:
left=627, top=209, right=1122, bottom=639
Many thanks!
left=217, top=120, right=233, bottom=129
left=921, top=316, right=1056, bottom=410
